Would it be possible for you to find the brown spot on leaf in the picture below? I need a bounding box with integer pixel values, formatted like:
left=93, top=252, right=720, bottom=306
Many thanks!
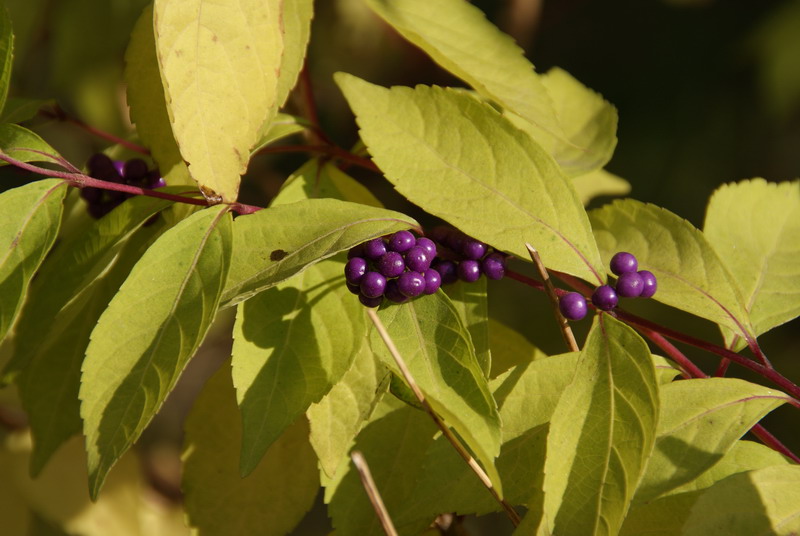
left=270, top=249, right=288, bottom=261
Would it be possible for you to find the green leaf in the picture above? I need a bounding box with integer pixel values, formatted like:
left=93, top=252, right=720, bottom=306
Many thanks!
left=0, top=124, right=61, bottom=165
left=704, top=179, right=800, bottom=347
left=307, top=341, right=385, bottom=479
left=221, top=198, right=418, bottom=307
left=273, top=158, right=382, bottom=208
left=682, top=466, right=800, bottom=536
left=125, top=4, right=191, bottom=186
left=572, top=168, right=631, bottom=206
left=183, top=364, right=319, bottom=536
left=540, top=314, right=659, bottom=536
left=275, top=0, right=313, bottom=107
left=590, top=199, right=754, bottom=340
left=250, top=113, right=310, bottom=156
left=325, top=401, right=438, bottom=536
left=0, top=4, right=13, bottom=114
left=336, top=74, right=605, bottom=284
left=232, top=258, right=364, bottom=476
left=0, top=179, right=66, bottom=345
left=80, top=206, right=232, bottom=498
left=371, top=291, right=503, bottom=494
left=0, top=98, right=52, bottom=124
left=445, top=278, right=491, bottom=377
left=651, top=354, right=683, bottom=385
left=634, top=377, right=790, bottom=503
left=154, top=0, right=284, bottom=202
left=488, top=319, right=548, bottom=379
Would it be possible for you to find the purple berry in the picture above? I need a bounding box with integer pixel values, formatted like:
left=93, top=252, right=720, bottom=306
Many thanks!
left=151, top=176, right=167, bottom=189
left=559, top=292, right=587, bottom=321
left=363, top=238, right=387, bottom=260
left=610, top=252, right=638, bottom=276
left=112, top=159, right=125, bottom=178
left=87, top=153, right=119, bottom=181
left=377, top=251, right=405, bottom=278
left=388, top=230, right=416, bottom=253
left=427, top=226, right=451, bottom=245
left=405, top=246, right=431, bottom=272
left=422, top=269, right=442, bottom=294
left=397, top=271, right=426, bottom=298
left=638, top=270, right=658, bottom=298
left=446, top=231, right=466, bottom=253
left=348, top=243, right=366, bottom=259
left=458, top=260, right=482, bottom=283
left=481, top=253, right=506, bottom=280
left=80, top=187, right=102, bottom=204
left=123, top=158, right=148, bottom=183
left=592, top=285, right=619, bottom=311
left=416, top=237, right=437, bottom=258
left=461, top=239, right=488, bottom=260
left=616, top=271, right=644, bottom=298
left=346, top=282, right=361, bottom=295
left=360, top=271, right=387, bottom=298
left=384, top=279, right=410, bottom=303
left=433, top=260, right=458, bottom=285
left=344, top=257, right=368, bottom=284
left=359, top=294, right=384, bottom=308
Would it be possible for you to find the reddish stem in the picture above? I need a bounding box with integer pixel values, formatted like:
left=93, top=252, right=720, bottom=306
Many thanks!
left=40, top=106, right=150, bottom=155
left=256, top=144, right=380, bottom=173
left=298, top=63, right=333, bottom=147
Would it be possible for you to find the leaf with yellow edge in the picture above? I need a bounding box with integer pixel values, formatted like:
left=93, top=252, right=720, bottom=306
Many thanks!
left=154, top=0, right=284, bottom=201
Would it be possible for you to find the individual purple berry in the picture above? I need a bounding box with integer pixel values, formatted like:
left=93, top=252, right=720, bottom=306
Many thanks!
left=384, top=279, right=410, bottom=303
left=346, top=282, right=361, bottom=295
left=363, top=238, right=387, bottom=260
left=150, top=176, right=167, bottom=189
left=344, top=257, right=368, bottom=284
left=404, top=246, right=432, bottom=272
left=433, top=260, right=458, bottom=285
left=481, top=253, right=506, bottom=280
left=616, top=271, right=644, bottom=298
left=592, top=285, right=619, bottom=311
left=112, top=159, right=125, bottom=178
left=377, top=251, right=405, bottom=278
left=458, top=259, right=482, bottom=283
left=397, top=271, right=426, bottom=298
left=610, top=252, right=638, bottom=276
left=422, top=269, right=441, bottom=294
left=123, top=158, right=149, bottom=183
left=415, top=237, right=437, bottom=258
left=360, top=271, right=387, bottom=298
left=87, top=153, right=119, bottom=181
left=359, top=294, right=384, bottom=308
left=559, top=292, right=587, bottom=321
left=638, top=270, right=658, bottom=298
left=388, top=230, right=416, bottom=253
left=348, top=243, right=366, bottom=259
left=80, top=186, right=102, bottom=204
left=445, top=231, right=466, bottom=253
left=461, top=239, right=488, bottom=260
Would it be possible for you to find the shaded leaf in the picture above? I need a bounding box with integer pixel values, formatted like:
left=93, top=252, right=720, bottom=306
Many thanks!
left=273, top=158, right=382, bottom=208
left=0, top=179, right=66, bottom=345
left=488, top=319, right=548, bottom=379
left=0, top=98, right=52, bottom=124
left=704, top=179, right=800, bottom=347
left=183, top=364, right=318, bottom=536
left=0, top=124, right=61, bottom=165
left=221, top=198, right=418, bottom=307
left=154, top=0, right=284, bottom=201
left=540, top=315, right=659, bottom=536
left=634, top=377, right=790, bottom=503
left=590, top=199, right=754, bottom=340
left=651, top=354, right=683, bottom=385
left=446, top=278, right=491, bottom=377
left=250, top=113, right=310, bottom=156
left=0, top=4, right=12, bottom=114
left=275, top=0, right=313, bottom=107
left=80, top=206, right=232, bottom=498
left=336, top=74, right=605, bottom=283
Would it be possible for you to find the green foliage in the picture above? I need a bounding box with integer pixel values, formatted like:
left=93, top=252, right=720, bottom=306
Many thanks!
left=0, top=3, right=13, bottom=113
left=0, top=123, right=60, bottom=164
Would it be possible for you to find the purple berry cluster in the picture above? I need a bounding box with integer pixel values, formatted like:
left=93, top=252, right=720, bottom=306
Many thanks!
left=559, top=251, right=658, bottom=321
left=345, top=227, right=507, bottom=308
left=81, top=153, right=166, bottom=218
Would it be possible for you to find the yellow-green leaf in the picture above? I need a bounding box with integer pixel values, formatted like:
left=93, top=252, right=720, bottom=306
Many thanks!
left=0, top=124, right=61, bottom=165
left=275, top=0, right=313, bottom=107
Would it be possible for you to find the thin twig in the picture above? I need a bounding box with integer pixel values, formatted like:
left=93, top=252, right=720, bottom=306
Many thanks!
left=39, top=106, right=150, bottom=155
left=351, top=451, right=400, bottom=536
left=526, top=244, right=579, bottom=352
left=366, top=309, right=521, bottom=528
left=298, top=62, right=333, bottom=147
left=256, top=143, right=380, bottom=173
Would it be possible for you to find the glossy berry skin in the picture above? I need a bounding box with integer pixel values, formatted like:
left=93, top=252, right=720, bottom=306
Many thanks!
left=458, top=260, right=482, bottom=283
left=559, top=292, right=587, bottom=321
left=610, top=252, right=638, bottom=276
left=638, top=270, right=658, bottom=298
left=363, top=238, right=387, bottom=260
left=384, top=279, right=410, bottom=303
left=481, top=253, right=506, bottom=280
left=377, top=251, right=405, bottom=278
left=592, top=285, right=619, bottom=311
left=388, top=230, right=416, bottom=253
left=398, top=271, right=426, bottom=298
left=461, top=239, right=488, bottom=260
left=359, top=294, right=384, bottom=308
left=616, top=271, right=644, bottom=298
left=405, top=246, right=432, bottom=272
left=423, top=268, right=442, bottom=294
left=434, top=260, right=458, bottom=285
left=415, top=237, right=437, bottom=258
left=360, top=271, right=387, bottom=298
left=344, top=257, right=368, bottom=284
left=151, top=177, right=167, bottom=189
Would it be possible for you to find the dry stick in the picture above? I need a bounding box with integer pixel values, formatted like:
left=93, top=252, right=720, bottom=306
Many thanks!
left=366, top=308, right=521, bottom=528
left=351, top=451, right=400, bottom=536
left=525, top=244, right=580, bottom=352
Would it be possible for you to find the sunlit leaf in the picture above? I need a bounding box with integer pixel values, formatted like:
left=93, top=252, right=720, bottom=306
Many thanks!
left=275, top=0, right=313, bottom=107
left=446, top=279, right=491, bottom=377
left=488, top=319, right=548, bottom=379
left=154, top=0, right=284, bottom=201
left=183, top=364, right=318, bottom=536
left=0, top=124, right=61, bottom=165
left=0, top=4, right=13, bottom=114
left=337, top=74, right=605, bottom=284
left=80, top=206, right=232, bottom=498
left=572, top=168, right=631, bottom=206
left=704, top=179, right=800, bottom=347
left=250, top=113, right=310, bottom=156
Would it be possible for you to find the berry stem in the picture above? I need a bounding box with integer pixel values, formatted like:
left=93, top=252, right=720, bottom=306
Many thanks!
left=39, top=105, right=150, bottom=155
left=366, top=308, right=521, bottom=528
left=526, top=244, right=580, bottom=352
left=297, top=62, right=334, bottom=147
left=350, top=451, right=399, bottom=536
